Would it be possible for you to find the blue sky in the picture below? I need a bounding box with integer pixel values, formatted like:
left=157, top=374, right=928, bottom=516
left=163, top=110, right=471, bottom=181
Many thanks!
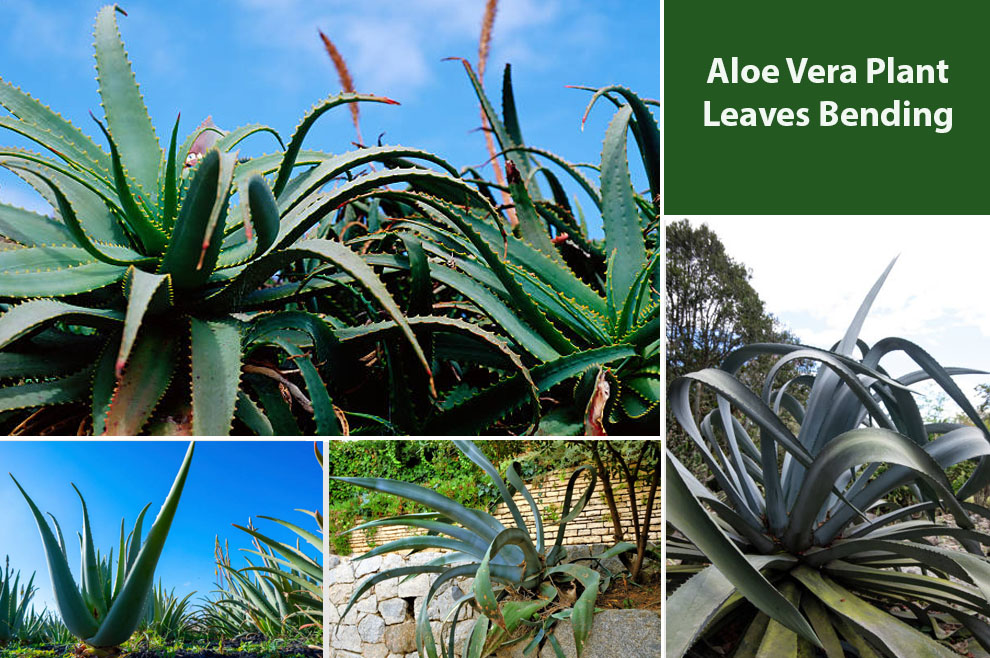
left=0, top=441, right=322, bottom=614
left=0, top=1, right=659, bottom=236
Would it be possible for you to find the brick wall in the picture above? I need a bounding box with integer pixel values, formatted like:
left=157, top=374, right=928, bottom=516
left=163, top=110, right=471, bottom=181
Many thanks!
left=343, top=467, right=659, bottom=555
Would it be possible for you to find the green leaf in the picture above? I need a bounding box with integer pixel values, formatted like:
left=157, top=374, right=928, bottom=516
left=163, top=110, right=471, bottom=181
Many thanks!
left=87, top=443, right=195, bottom=647
left=103, top=323, right=177, bottom=435
left=0, top=245, right=126, bottom=297
left=93, top=5, right=161, bottom=201
left=600, top=105, right=646, bottom=311
left=190, top=318, right=242, bottom=435
left=243, top=174, right=280, bottom=258
left=666, top=453, right=821, bottom=655
left=0, top=300, right=121, bottom=350
left=792, top=566, right=958, bottom=658
left=0, top=367, right=92, bottom=413
left=9, top=476, right=100, bottom=640
left=272, top=93, right=399, bottom=197
left=0, top=201, right=73, bottom=247
left=158, top=150, right=230, bottom=288
left=116, top=267, right=172, bottom=376
left=545, top=563, right=600, bottom=656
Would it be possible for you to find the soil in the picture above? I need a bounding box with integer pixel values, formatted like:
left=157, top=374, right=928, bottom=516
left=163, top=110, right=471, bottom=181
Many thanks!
left=597, top=573, right=663, bottom=612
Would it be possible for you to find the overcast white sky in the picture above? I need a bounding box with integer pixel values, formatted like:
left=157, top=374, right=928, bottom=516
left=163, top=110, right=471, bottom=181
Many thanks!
left=679, top=216, right=990, bottom=415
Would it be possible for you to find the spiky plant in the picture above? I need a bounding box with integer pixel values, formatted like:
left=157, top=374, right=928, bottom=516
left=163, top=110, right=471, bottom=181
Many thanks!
left=355, top=63, right=660, bottom=433
left=667, top=260, right=990, bottom=657
left=0, top=5, right=459, bottom=435
left=0, top=557, right=36, bottom=645
left=10, top=442, right=194, bottom=654
left=137, top=582, right=196, bottom=643
left=335, top=440, right=602, bottom=657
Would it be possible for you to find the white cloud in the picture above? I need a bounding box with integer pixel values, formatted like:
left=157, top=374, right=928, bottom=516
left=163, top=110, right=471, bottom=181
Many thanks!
left=682, top=216, right=990, bottom=395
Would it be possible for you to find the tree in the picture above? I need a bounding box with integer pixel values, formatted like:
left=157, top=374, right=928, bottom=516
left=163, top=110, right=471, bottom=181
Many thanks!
left=666, top=220, right=798, bottom=468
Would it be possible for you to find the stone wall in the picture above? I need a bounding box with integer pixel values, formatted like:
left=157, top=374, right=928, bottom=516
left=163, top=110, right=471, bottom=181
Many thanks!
left=327, top=543, right=652, bottom=658
left=345, top=468, right=660, bottom=555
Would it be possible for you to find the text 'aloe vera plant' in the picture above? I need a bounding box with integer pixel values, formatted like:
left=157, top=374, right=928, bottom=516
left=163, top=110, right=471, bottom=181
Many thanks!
left=667, top=260, right=990, bottom=657
left=0, top=5, right=448, bottom=435
left=10, top=442, right=194, bottom=654
left=335, top=440, right=601, bottom=658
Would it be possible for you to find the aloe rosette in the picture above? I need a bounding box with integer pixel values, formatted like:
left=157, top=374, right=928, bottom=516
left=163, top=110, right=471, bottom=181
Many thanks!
left=667, top=260, right=990, bottom=657
left=0, top=557, right=36, bottom=645
left=10, top=442, right=194, bottom=652
left=0, top=5, right=464, bottom=434
left=356, top=63, right=660, bottom=433
left=334, top=440, right=601, bottom=657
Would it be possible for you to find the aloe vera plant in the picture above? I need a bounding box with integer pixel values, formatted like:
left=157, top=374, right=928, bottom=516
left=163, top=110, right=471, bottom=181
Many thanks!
left=356, top=64, right=660, bottom=433
left=0, top=557, right=36, bottom=645
left=335, top=440, right=601, bottom=657
left=667, top=260, right=990, bottom=657
left=10, top=442, right=194, bottom=654
left=0, top=5, right=448, bottom=435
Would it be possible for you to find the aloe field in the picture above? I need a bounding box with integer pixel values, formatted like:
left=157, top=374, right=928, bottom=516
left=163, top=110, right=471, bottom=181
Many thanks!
left=0, top=3, right=659, bottom=437
left=0, top=441, right=322, bottom=658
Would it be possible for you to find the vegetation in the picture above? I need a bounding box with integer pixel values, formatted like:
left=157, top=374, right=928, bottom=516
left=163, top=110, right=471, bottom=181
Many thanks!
left=0, top=5, right=658, bottom=436
left=10, top=443, right=195, bottom=655
left=334, top=440, right=606, bottom=658
left=667, top=259, right=990, bottom=657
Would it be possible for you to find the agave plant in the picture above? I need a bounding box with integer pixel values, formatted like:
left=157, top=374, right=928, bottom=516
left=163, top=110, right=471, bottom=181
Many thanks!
left=355, top=63, right=660, bottom=433
left=335, top=440, right=601, bottom=657
left=10, top=442, right=194, bottom=654
left=667, top=259, right=990, bottom=657
left=0, top=5, right=471, bottom=435
left=0, top=557, right=35, bottom=645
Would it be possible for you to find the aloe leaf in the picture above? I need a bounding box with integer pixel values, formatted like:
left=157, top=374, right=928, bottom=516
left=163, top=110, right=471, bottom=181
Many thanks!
left=417, top=564, right=478, bottom=658
left=425, top=345, right=635, bottom=434
left=12, top=166, right=151, bottom=267
left=792, top=566, right=956, bottom=658
left=600, top=104, right=647, bottom=311
left=214, top=123, right=283, bottom=153
left=546, top=466, right=598, bottom=565
left=243, top=174, right=280, bottom=257
left=667, top=453, right=821, bottom=651
left=8, top=476, right=99, bottom=640
left=88, top=443, right=194, bottom=647
left=211, top=238, right=432, bottom=387
left=475, top=529, right=540, bottom=628
left=93, top=5, right=160, bottom=202
left=72, top=484, right=106, bottom=619
left=255, top=515, right=321, bottom=553
left=116, top=268, right=171, bottom=377
left=234, top=391, right=273, bottom=435
left=505, top=462, right=544, bottom=553
left=231, top=526, right=320, bottom=581
left=8, top=161, right=127, bottom=245
left=579, top=85, right=660, bottom=207
left=338, top=566, right=448, bottom=626
left=103, top=323, right=177, bottom=435
left=464, top=615, right=490, bottom=658
left=0, top=367, right=92, bottom=413
left=331, top=476, right=503, bottom=541
left=272, top=93, right=398, bottom=197
left=0, top=245, right=127, bottom=297
left=0, top=78, right=110, bottom=177
left=0, top=201, right=73, bottom=247
left=501, top=146, right=601, bottom=209
left=785, top=428, right=970, bottom=551
left=190, top=318, right=242, bottom=436
left=160, top=114, right=180, bottom=232
left=158, top=150, right=229, bottom=288
left=0, top=300, right=121, bottom=350
left=545, top=563, right=600, bottom=657
left=271, top=336, right=340, bottom=436
left=90, top=114, right=164, bottom=254
left=505, top=159, right=561, bottom=265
